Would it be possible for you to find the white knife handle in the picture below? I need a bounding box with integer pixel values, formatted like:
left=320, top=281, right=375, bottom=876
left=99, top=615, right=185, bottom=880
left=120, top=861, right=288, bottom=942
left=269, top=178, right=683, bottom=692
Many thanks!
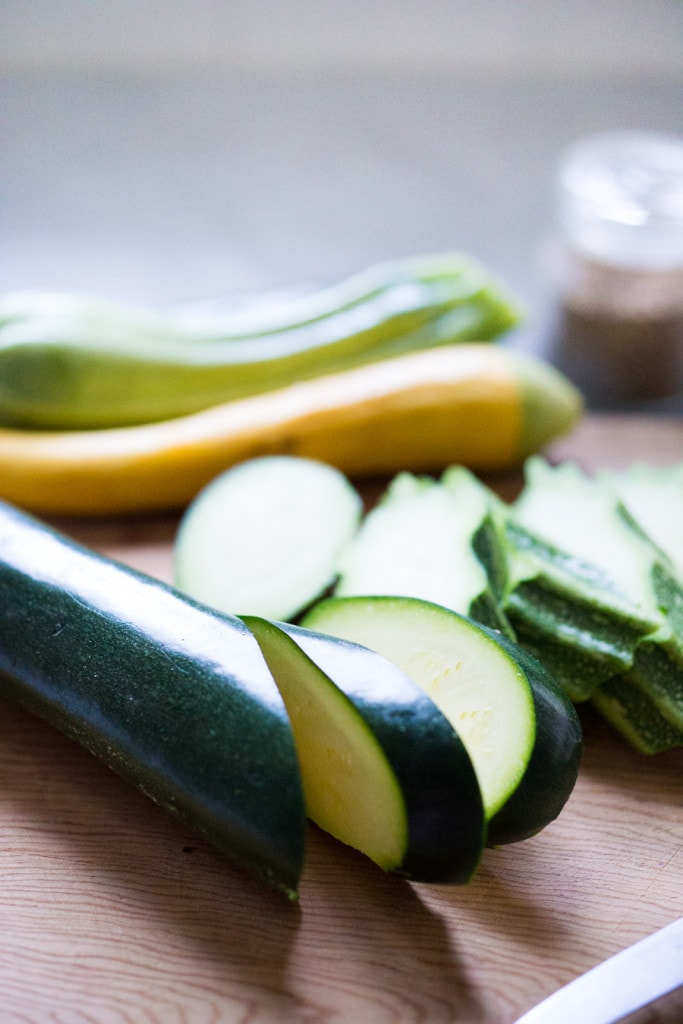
left=514, top=917, right=683, bottom=1024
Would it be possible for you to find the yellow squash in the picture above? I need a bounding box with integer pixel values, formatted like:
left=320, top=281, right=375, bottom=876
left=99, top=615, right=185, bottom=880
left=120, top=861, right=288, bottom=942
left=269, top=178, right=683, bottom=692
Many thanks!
left=0, top=345, right=582, bottom=516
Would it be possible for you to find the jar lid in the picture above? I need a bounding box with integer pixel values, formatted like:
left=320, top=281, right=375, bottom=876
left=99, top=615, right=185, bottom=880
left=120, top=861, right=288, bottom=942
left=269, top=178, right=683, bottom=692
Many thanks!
left=557, top=130, right=683, bottom=269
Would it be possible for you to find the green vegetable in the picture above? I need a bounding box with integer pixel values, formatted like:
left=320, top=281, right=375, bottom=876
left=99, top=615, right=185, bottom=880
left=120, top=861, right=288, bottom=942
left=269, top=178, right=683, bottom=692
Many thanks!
left=512, top=458, right=683, bottom=748
left=602, top=461, right=683, bottom=578
left=243, top=616, right=485, bottom=882
left=592, top=672, right=683, bottom=755
left=0, top=498, right=307, bottom=899
left=482, top=637, right=583, bottom=845
left=300, top=595, right=582, bottom=844
left=502, top=517, right=660, bottom=701
left=514, top=459, right=670, bottom=627
left=0, top=252, right=521, bottom=430
left=175, top=456, right=363, bottom=621
left=334, top=468, right=513, bottom=637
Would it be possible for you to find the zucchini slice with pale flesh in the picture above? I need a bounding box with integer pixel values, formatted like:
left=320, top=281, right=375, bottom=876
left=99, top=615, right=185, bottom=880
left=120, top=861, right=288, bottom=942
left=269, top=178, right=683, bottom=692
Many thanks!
left=301, top=595, right=582, bottom=844
left=242, top=615, right=485, bottom=883
left=175, top=455, right=363, bottom=621
left=335, top=468, right=513, bottom=637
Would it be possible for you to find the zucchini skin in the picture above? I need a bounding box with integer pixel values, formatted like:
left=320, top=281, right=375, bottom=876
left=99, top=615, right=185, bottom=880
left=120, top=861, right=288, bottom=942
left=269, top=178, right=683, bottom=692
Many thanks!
left=484, top=630, right=583, bottom=846
left=0, top=346, right=582, bottom=517
left=0, top=500, right=307, bottom=899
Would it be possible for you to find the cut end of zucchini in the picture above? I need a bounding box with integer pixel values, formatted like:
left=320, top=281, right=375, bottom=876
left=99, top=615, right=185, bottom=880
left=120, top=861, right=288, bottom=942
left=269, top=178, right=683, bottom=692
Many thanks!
left=515, top=353, right=584, bottom=456
left=301, top=595, right=536, bottom=821
left=603, top=462, right=683, bottom=580
left=515, top=457, right=662, bottom=618
left=335, top=470, right=491, bottom=617
left=174, top=456, right=362, bottom=621
left=242, top=615, right=409, bottom=872
left=243, top=614, right=486, bottom=883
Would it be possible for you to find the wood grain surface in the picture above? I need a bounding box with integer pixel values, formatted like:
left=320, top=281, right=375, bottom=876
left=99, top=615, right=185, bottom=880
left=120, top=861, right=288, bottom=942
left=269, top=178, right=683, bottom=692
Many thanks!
left=1, top=414, right=682, bottom=1024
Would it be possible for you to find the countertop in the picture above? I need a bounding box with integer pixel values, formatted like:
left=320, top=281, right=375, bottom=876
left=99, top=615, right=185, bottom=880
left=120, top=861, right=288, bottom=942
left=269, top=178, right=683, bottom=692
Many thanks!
left=1, top=9, right=682, bottom=1018
left=1, top=414, right=682, bottom=1024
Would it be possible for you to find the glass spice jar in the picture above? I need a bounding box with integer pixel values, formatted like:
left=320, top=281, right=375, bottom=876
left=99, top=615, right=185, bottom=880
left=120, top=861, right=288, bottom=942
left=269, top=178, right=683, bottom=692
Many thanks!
left=546, top=130, right=683, bottom=408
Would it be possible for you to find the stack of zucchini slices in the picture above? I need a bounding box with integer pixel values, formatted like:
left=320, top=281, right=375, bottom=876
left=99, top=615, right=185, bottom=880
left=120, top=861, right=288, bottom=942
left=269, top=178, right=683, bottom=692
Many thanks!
left=325, top=456, right=683, bottom=755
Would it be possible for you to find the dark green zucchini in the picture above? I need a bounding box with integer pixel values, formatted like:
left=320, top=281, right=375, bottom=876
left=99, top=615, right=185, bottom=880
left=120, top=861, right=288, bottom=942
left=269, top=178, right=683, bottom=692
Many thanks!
left=592, top=672, right=683, bottom=755
left=244, top=616, right=485, bottom=883
left=0, top=499, right=307, bottom=899
left=301, top=595, right=583, bottom=844
left=482, top=631, right=583, bottom=845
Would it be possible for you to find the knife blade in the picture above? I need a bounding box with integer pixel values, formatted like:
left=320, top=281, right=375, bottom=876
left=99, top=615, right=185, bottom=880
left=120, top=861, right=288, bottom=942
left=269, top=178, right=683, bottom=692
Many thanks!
left=514, top=917, right=683, bottom=1024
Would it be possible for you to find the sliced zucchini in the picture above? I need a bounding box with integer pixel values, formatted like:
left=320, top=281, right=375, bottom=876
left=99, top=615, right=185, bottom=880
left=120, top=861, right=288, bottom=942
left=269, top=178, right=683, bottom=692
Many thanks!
left=174, top=456, right=363, bottom=621
left=243, top=615, right=485, bottom=883
left=484, top=635, right=583, bottom=845
left=603, top=462, right=683, bottom=579
left=592, top=673, right=683, bottom=755
left=335, top=468, right=513, bottom=636
left=301, top=595, right=581, bottom=843
left=513, top=457, right=683, bottom=731
left=627, top=639, right=683, bottom=733
left=514, top=458, right=666, bottom=621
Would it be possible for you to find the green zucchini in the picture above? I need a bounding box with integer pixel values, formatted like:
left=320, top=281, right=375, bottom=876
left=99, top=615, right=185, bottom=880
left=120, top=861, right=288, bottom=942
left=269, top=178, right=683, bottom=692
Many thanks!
left=514, top=459, right=669, bottom=623
left=243, top=616, right=485, bottom=883
left=301, top=595, right=582, bottom=844
left=0, top=499, right=307, bottom=899
left=500, top=513, right=661, bottom=702
left=513, top=458, right=683, bottom=734
left=602, top=462, right=683, bottom=579
left=0, top=252, right=521, bottom=430
left=483, top=636, right=583, bottom=845
left=592, top=673, right=683, bottom=755
left=404, top=464, right=660, bottom=702
left=334, top=468, right=513, bottom=637
left=175, top=456, right=363, bottom=621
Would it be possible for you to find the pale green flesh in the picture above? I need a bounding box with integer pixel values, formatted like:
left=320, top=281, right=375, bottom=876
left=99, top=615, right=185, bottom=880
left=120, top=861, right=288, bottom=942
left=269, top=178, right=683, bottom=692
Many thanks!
left=336, top=471, right=489, bottom=614
left=174, top=456, right=362, bottom=621
left=514, top=459, right=659, bottom=617
left=605, top=463, right=683, bottom=579
left=302, top=597, right=535, bottom=819
left=244, top=616, right=408, bottom=871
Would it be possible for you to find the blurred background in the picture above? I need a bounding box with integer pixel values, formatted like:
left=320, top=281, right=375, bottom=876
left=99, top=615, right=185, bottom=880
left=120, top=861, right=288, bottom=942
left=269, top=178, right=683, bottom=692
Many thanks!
left=2, top=1, right=682, bottom=409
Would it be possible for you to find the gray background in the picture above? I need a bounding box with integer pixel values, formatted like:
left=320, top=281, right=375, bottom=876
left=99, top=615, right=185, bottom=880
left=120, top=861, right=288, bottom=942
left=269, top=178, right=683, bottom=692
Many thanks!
left=2, top=1, right=682, bottom=408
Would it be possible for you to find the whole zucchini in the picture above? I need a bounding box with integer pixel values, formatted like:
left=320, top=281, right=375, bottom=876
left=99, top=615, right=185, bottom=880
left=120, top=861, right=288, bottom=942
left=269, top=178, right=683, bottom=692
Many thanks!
left=0, top=499, right=307, bottom=899
left=0, top=253, right=520, bottom=430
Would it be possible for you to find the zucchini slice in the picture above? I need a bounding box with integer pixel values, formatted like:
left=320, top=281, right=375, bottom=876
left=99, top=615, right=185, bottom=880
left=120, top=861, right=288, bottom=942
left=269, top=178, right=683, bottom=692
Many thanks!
left=243, top=616, right=485, bottom=883
left=482, top=634, right=583, bottom=845
left=601, top=462, right=683, bottom=580
left=301, top=595, right=581, bottom=842
left=514, top=458, right=665, bottom=622
left=0, top=500, right=307, bottom=899
left=175, top=455, right=363, bottom=621
left=513, top=458, right=683, bottom=733
left=592, top=672, right=683, bottom=755
left=335, top=468, right=513, bottom=637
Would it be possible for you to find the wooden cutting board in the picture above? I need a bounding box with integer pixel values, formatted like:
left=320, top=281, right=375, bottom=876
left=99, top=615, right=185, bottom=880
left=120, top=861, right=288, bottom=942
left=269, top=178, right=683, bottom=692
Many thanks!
left=1, top=414, right=682, bottom=1024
